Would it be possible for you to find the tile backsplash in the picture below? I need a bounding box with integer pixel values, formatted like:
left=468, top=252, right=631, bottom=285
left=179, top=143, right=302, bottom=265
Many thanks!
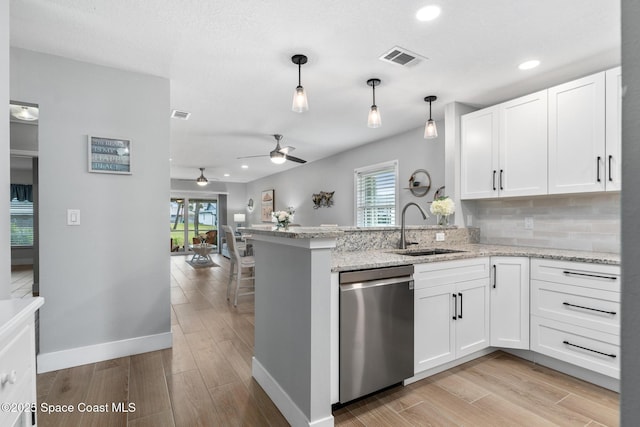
left=468, top=193, right=620, bottom=253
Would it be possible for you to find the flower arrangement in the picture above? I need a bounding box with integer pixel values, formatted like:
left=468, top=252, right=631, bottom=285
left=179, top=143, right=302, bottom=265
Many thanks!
left=430, top=196, right=455, bottom=226
left=272, top=207, right=295, bottom=230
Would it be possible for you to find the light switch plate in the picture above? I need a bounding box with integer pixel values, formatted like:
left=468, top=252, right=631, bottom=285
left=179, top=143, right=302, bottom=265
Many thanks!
left=67, top=209, right=81, bottom=226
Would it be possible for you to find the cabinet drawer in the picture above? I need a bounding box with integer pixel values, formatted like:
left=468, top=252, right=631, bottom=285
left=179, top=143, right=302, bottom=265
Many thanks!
left=531, top=316, right=619, bottom=379
left=414, top=258, right=489, bottom=289
left=531, top=259, right=620, bottom=292
left=0, top=324, right=32, bottom=403
left=532, top=280, right=620, bottom=335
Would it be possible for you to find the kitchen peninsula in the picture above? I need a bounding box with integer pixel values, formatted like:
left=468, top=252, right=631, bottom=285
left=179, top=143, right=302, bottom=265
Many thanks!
left=247, top=226, right=620, bottom=427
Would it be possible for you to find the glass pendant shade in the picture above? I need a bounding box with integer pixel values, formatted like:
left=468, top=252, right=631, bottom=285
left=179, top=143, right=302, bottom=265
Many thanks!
left=291, top=54, right=309, bottom=113
left=423, top=95, right=438, bottom=139
left=196, top=168, right=208, bottom=186
left=368, top=105, right=382, bottom=128
left=292, top=85, right=308, bottom=113
left=424, top=119, right=438, bottom=139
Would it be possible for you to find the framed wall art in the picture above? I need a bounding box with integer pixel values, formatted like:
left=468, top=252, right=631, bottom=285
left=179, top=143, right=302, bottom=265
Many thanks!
left=261, top=189, right=275, bottom=222
left=88, top=135, right=132, bottom=174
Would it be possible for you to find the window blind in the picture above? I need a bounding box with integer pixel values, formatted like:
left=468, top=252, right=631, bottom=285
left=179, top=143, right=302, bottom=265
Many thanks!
left=10, top=198, right=34, bottom=246
left=355, top=162, right=397, bottom=227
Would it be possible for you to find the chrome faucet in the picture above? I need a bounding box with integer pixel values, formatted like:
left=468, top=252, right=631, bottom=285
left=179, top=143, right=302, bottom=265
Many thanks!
left=400, top=202, right=429, bottom=249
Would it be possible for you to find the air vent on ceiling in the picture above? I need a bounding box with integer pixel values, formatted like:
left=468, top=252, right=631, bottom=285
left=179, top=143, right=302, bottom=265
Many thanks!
left=379, top=46, right=428, bottom=67
left=171, top=109, right=191, bottom=120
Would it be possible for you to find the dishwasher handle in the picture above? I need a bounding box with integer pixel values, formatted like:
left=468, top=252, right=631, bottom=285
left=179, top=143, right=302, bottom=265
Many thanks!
left=340, top=276, right=414, bottom=292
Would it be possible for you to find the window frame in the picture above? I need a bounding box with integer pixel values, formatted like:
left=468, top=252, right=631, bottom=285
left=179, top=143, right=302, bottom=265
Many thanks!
left=353, top=160, right=399, bottom=227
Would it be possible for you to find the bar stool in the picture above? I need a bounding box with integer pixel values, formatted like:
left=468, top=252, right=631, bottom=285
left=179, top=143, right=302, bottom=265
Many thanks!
left=222, top=225, right=255, bottom=306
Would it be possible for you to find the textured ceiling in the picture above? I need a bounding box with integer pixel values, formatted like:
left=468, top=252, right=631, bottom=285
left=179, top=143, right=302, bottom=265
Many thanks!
left=9, top=0, right=620, bottom=182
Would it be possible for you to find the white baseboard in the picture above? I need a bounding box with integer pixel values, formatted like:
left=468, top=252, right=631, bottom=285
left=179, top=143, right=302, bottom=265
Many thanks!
left=252, top=357, right=334, bottom=427
left=36, top=331, right=173, bottom=373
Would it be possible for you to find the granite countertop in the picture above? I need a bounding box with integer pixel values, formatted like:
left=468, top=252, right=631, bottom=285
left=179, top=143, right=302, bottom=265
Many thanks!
left=245, top=226, right=344, bottom=239
left=331, top=243, right=620, bottom=272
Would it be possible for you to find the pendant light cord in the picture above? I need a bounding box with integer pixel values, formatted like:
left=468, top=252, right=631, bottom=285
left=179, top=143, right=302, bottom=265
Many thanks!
left=372, top=82, right=376, bottom=106
left=298, top=63, right=302, bottom=87
left=429, top=99, right=432, bottom=119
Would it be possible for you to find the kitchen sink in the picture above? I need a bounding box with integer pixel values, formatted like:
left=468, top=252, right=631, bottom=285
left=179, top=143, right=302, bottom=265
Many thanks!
left=396, top=248, right=466, bottom=256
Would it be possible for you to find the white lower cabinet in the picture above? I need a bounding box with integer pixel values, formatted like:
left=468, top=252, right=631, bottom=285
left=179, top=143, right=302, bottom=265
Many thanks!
left=414, top=258, right=490, bottom=373
left=530, top=258, right=621, bottom=379
left=490, top=257, right=530, bottom=349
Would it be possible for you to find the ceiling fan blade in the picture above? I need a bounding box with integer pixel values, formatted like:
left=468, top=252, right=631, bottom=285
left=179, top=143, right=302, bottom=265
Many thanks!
left=279, top=145, right=296, bottom=154
left=236, top=154, right=268, bottom=159
left=285, top=154, right=307, bottom=164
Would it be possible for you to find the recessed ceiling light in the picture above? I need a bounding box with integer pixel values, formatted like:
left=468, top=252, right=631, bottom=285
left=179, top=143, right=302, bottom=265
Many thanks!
left=241, top=165, right=249, bottom=169
left=416, top=5, right=441, bottom=21
left=518, top=60, right=540, bottom=70
left=223, top=173, right=230, bottom=177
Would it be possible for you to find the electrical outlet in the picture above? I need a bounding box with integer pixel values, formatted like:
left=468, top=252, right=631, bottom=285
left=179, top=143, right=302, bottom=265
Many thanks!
left=436, top=232, right=445, bottom=242
left=524, top=217, right=534, bottom=230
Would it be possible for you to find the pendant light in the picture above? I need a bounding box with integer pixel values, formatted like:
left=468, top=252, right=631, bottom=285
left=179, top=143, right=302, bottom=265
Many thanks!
left=196, top=168, right=208, bottom=186
left=423, top=95, right=438, bottom=139
left=291, top=54, right=309, bottom=113
left=367, top=78, right=382, bottom=128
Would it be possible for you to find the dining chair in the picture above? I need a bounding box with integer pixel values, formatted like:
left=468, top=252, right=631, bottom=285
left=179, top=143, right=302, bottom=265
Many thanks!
left=222, top=225, right=255, bottom=306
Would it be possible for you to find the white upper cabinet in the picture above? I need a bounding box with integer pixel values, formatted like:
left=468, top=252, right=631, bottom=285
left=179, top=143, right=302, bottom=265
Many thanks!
left=548, top=72, right=606, bottom=194
left=461, top=67, right=620, bottom=200
left=605, top=66, right=622, bottom=191
left=461, top=90, right=547, bottom=199
left=460, top=107, right=499, bottom=199
left=499, top=90, right=548, bottom=197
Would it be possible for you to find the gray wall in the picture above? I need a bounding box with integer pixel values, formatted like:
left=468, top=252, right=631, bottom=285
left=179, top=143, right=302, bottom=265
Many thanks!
left=0, top=0, right=8, bottom=298
left=10, top=121, right=37, bottom=151
left=246, top=124, right=445, bottom=227
left=10, top=48, right=171, bottom=357
left=621, top=0, right=639, bottom=423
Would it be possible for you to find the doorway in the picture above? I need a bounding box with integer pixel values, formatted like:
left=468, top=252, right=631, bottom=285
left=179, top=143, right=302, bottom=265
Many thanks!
left=9, top=101, right=39, bottom=298
left=170, top=197, right=218, bottom=254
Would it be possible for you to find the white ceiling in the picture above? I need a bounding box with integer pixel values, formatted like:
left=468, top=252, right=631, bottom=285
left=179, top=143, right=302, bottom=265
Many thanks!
left=9, top=0, right=620, bottom=183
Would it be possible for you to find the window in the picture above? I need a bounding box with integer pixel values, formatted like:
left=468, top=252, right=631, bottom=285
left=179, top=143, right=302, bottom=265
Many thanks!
left=354, top=160, right=398, bottom=227
left=10, top=198, right=34, bottom=246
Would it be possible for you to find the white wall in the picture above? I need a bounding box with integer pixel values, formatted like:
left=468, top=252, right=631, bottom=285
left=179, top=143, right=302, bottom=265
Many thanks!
left=11, top=48, right=171, bottom=369
left=621, top=0, right=640, bottom=421
left=0, top=0, right=8, bottom=298
left=246, top=125, right=445, bottom=227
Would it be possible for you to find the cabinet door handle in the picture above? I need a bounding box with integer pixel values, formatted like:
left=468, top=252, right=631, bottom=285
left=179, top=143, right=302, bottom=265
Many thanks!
left=597, top=156, right=602, bottom=182
left=608, top=155, right=613, bottom=182
left=562, top=270, right=618, bottom=281
left=458, top=292, right=463, bottom=319
left=452, top=294, right=457, bottom=320
left=492, top=170, right=497, bottom=191
left=562, top=340, right=616, bottom=358
left=562, top=302, right=617, bottom=315
left=499, top=169, right=504, bottom=190
left=492, top=265, right=497, bottom=288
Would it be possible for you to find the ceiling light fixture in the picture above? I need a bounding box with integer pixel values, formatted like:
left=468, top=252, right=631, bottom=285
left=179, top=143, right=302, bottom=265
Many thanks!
left=196, top=168, right=208, bottom=186
left=270, top=150, right=286, bottom=164
left=367, top=78, right=382, bottom=128
left=423, top=95, right=438, bottom=139
left=291, top=54, right=309, bottom=113
left=416, top=5, right=441, bottom=21
left=241, top=164, right=249, bottom=169
left=223, top=173, right=230, bottom=177
left=518, top=60, right=540, bottom=70
left=10, top=105, right=39, bottom=121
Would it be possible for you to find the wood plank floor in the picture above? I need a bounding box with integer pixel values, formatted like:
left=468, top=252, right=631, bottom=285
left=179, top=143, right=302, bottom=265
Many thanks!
left=10, top=264, right=34, bottom=298
left=34, top=254, right=619, bottom=426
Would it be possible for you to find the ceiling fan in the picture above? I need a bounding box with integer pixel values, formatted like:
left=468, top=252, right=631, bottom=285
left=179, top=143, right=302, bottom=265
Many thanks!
left=237, top=134, right=307, bottom=164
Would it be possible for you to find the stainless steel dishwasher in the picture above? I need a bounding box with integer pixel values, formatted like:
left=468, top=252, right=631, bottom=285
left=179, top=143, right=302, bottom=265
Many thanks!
left=339, top=264, right=414, bottom=403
